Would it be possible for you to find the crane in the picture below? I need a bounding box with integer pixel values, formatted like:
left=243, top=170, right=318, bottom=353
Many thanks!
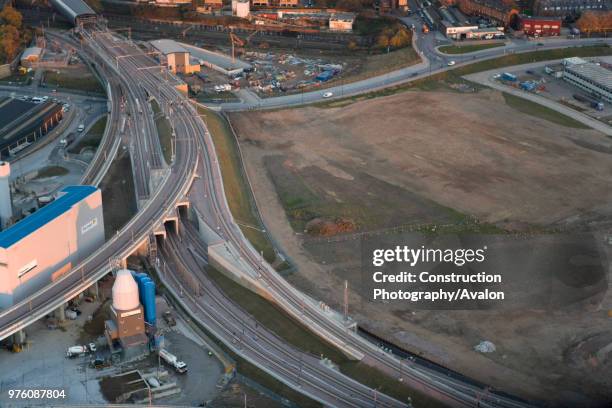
left=229, top=31, right=245, bottom=63
left=228, top=27, right=262, bottom=63
left=182, top=25, right=194, bottom=38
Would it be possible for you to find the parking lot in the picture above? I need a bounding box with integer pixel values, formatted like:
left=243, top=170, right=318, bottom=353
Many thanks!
left=490, top=57, right=612, bottom=125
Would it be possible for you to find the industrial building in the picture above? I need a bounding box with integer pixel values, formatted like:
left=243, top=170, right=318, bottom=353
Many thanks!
left=150, top=39, right=201, bottom=74
left=155, top=0, right=192, bottom=6
left=48, top=0, right=96, bottom=26
left=0, top=185, right=105, bottom=309
left=0, top=97, right=64, bottom=159
left=193, top=0, right=223, bottom=13
left=518, top=15, right=561, bottom=36
left=20, top=47, right=43, bottom=67
left=232, top=0, right=251, bottom=17
left=0, top=162, right=11, bottom=230
left=251, top=0, right=300, bottom=6
left=105, top=270, right=147, bottom=350
left=440, top=5, right=505, bottom=39
left=329, top=13, right=356, bottom=31
left=562, top=57, right=612, bottom=102
left=180, top=42, right=252, bottom=77
left=442, top=20, right=505, bottom=38
left=104, top=270, right=158, bottom=358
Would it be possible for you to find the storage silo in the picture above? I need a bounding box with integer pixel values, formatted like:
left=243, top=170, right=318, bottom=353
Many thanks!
left=112, top=269, right=140, bottom=311
left=142, top=277, right=156, bottom=326
left=0, top=162, right=12, bottom=229
left=110, top=269, right=145, bottom=341
left=133, top=272, right=149, bottom=305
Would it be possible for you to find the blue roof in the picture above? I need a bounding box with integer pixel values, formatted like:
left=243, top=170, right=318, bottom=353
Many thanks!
left=0, top=185, right=98, bottom=249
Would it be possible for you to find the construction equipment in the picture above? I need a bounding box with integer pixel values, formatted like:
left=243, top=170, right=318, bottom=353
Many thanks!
left=229, top=27, right=263, bottom=62
left=229, top=31, right=245, bottom=63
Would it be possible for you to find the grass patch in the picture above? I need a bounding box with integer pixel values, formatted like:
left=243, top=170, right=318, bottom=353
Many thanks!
left=195, top=91, right=239, bottom=103
left=0, top=72, right=33, bottom=85
left=69, top=115, right=107, bottom=154
left=99, top=152, right=137, bottom=238
left=502, top=92, right=590, bottom=129
left=151, top=99, right=173, bottom=165
left=34, top=165, right=68, bottom=179
left=43, top=69, right=104, bottom=94
left=340, top=361, right=447, bottom=408
left=196, top=106, right=276, bottom=264
left=206, top=265, right=348, bottom=362
left=439, top=42, right=504, bottom=54
left=316, top=45, right=612, bottom=107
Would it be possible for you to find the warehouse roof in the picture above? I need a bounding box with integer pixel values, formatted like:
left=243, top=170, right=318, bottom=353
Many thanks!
left=21, top=47, right=43, bottom=61
left=180, top=43, right=252, bottom=71
left=0, top=98, right=35, bottom=131
left=0, top=186, right=98, bottom=249
left=48, top=0, right=96, bottom=25
left=565, top=62, right=612, bottom=91
left=0, top=98, right=63, bottom=153
left=150, top=39, right=188, bottom=55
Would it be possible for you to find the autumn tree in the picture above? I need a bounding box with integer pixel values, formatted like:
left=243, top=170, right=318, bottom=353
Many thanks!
left=0, top=5, right=23, bottom=63
left=577, top=11, right=612, bottom=36
left=377, top=25, right=412, bottom=51
left=0, top=5, right=22, bottom=29
left=0, top=25, right=19, bottom=62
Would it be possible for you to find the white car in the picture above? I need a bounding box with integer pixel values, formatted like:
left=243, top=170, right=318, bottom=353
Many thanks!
left=447, top=60, right=456, bottom=66
left=322, top=92, right=333, bottom=98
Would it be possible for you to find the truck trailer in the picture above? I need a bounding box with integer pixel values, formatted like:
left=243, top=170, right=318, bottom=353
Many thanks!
left=573, top=94, right=604, bottom=111
left=159, top=349, right=188, bottom=373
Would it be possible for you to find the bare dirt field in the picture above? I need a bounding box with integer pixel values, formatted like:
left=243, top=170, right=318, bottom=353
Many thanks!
left=230, top=89, right=612, bottom=406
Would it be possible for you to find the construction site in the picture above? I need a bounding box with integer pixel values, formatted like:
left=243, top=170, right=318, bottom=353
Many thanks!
left=229, top=85, right=612, bottom=406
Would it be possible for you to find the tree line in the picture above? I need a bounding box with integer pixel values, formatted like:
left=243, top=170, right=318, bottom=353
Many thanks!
left=0, top=5, right=25, bottom=64
left=576, top=11, right=612, bottom=35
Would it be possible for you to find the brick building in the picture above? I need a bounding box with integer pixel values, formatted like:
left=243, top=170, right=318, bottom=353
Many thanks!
left=457, top=0, right=519, bottom=25
left=532, top=0, right=610, bottom=16
left=519, top=14, right=562, bottom=35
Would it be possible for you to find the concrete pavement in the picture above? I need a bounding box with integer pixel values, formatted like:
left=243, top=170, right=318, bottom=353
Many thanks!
left=465, top=58, right=612, bottom=136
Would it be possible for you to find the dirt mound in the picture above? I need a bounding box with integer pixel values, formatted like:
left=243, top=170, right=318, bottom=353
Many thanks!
left=305, top=217, right=357, bottom=236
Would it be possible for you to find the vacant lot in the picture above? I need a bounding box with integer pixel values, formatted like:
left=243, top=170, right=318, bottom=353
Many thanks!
left=230, top=89, right=612, bottom=405
left=233, top=90, right=612, bottom=229
left=43, top=67, right=104, bottom=94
